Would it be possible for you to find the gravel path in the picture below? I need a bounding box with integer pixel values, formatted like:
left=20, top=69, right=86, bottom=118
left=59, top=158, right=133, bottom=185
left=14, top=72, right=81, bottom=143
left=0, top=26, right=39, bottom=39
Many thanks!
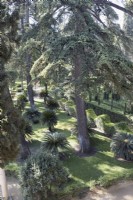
left=77, top=181, right=133, bottom=200
left=7, top=178, right=133, bottom=200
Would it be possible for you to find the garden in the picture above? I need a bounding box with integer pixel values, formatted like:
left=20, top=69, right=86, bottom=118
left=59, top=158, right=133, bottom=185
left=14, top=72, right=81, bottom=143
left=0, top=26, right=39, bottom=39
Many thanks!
left=1, top=1, right=133, bottom=200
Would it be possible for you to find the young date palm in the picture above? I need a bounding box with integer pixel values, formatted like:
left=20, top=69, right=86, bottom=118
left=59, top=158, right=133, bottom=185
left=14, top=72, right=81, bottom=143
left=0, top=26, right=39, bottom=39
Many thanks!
left=41, top=132, right=70, bottom=158
left=42, top=110, right=58, bottom=132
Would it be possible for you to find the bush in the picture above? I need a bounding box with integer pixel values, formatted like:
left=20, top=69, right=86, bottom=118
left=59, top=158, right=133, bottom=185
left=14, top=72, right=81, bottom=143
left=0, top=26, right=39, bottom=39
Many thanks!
left=23, top=108, right=41, bottom=124
left=39, top=89, right=48, bottom=98
left=17, top=94, right=28, bottom=111
left=41, top=132, right=70, bottom=158
left=20, top=152, right=69, bottom=200
left=46, top=99, right=59, bottom=110
left=5, top=162, right=20, bottom=177
left=114, top=122, right=131, bottom=133
left=110, top=132, right=133, bottom=161
left=86, top=109, right=97, bottom=120
left=86, top=109, right=97, bottom=129
left=94, top=114, right=115, bottom=137
left=24, top=121, right=33, bottom=140
left=42, top=110, right=58, bottom=132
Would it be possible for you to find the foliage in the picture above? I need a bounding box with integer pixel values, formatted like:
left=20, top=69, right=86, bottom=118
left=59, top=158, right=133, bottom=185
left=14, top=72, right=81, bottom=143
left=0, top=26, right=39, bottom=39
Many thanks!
left=86, top=109, right=97, bottom=120
left=41, top=132, right=70, bottom=158
left=0, top=109, right=19, bottom=164
left=20, top=151, right=69, bottom=200
left=23, top=108, right=41, bottom=124
left=39, top=89, right=48, bottom=98
left=5, top=162, right=20, bottom=177
left=24, top=120, right=33, bottom=140
left=111, top=132, right=133, bottom=161
left=17, top=94, right=28, bottom=111
left=114, top=122, right=131, bottom=133
left=46, top=98, right=59, bottom=110
left=94, top=114, right=115, bottom=136
left=42, top=109, right=58, bottom=132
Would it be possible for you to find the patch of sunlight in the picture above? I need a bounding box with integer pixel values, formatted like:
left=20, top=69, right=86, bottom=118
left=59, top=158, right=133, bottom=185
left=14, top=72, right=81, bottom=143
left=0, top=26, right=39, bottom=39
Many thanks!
left=100, top=151, right=113, bottom=157
left=97, top=164, right=124, bottom=175
left=72, top=176, right=86, bottom=185
left=32, top=127, right=47, bottom=141
left=68, top=137, right=78, bottom=149
left=56, top=122, right=72, bottom=130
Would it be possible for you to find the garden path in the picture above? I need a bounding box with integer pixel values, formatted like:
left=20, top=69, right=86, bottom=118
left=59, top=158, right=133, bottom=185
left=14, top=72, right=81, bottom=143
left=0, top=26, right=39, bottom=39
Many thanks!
left=75, top=181, right=133, bottom=200
left=7, top=178, right=133, bottom=200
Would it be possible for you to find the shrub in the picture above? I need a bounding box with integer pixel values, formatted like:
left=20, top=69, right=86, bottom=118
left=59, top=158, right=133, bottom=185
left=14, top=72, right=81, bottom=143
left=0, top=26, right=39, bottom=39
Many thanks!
left=39, top=89, right=48, bottom=98
left=20, top=152, right=69, bottom=200
left=86, top=109, right=97, bottom=129
left=114, top=122, right=131, bottom=133
left=94, top=114, right=115, bottom=137
left=5, top=162, right=20, bottom=177
left=110, top=132, right=133, bottom=161
left=41, top=132, right=70, bottom=158
left=42, top=110, right=58, bottom=132
left=24, top=121, right=33, bottom=140
left=46, top=99, right=59, bottom=110
left=86, top=109, right=97, bottom=120
left=17, top=94, right=28, bottom=111
left=23, top=108, right=41, bottom=124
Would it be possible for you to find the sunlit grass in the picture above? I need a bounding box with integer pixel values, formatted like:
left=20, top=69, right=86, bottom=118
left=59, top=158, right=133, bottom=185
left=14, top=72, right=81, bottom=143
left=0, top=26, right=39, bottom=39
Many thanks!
left=30, top=108, right=133, bottom=191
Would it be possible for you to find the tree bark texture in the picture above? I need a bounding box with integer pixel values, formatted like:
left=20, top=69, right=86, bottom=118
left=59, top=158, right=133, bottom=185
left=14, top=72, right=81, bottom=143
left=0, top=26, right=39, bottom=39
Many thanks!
left=0, top=59, right=30, bottom=161
left=73, top=52, right=91, bottom=154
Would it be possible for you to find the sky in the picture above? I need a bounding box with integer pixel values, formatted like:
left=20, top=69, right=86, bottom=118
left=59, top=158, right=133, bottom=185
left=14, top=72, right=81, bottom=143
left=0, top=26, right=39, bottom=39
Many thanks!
left=111, top=0, right=124, bottom=28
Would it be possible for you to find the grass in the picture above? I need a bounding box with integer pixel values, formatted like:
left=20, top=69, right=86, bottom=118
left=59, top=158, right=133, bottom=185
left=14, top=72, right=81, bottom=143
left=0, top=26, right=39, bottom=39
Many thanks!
left=64, top=133, right=133, bottom=190
left=9, top=86, right=133, bottom=197
left=29, top=106, right=133, bottom=194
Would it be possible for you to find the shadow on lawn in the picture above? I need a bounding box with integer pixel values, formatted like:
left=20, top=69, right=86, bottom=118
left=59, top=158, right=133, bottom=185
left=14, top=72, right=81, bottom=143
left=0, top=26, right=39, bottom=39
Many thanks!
left=64, top=148, right=133, bottom=186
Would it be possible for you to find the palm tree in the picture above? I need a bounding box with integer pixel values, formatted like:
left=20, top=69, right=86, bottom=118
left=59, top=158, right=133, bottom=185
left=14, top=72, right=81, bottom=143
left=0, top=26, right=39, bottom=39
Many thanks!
left=42, top=110, right=58, bottom=132
left=41, top=132, right=70, bottom=158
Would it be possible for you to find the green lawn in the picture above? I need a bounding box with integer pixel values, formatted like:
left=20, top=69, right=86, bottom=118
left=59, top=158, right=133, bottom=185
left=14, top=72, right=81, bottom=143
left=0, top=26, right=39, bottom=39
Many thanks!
left=30, top=106, right=133, bottom=194
left=8, top=94, right=133, bottom=196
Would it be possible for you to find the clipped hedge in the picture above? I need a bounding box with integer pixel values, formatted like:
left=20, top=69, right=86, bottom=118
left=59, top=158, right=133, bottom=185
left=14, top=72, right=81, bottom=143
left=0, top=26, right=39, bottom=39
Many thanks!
left=94, top=114, right=115, bottom=137
left=86, top=102, right=129, bottom=122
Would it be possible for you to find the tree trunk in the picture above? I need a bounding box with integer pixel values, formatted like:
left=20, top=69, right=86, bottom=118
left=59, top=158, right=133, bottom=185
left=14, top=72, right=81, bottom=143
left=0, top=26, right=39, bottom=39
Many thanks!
left=25, top=0, right=35, bottom=109
left=73, top=51, right=91, bottom=154
left=26, top=54, right=35, bottom=109
left=75, top=94, right=90, bottom=153
left=20, top=134, right=31, bottom=160
left=0, top=58, right=30, bottom=161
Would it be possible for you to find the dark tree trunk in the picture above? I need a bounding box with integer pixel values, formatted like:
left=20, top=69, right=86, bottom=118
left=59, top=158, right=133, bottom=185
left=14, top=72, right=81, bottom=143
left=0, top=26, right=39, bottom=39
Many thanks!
left=20, top=134, right=31, bottom=160
left=75, top=94, right=90, bottom=153
left=73, top=50, right=91, bottom=154
left=0, top=58, right=30, bottom=161
left=25, top=0, right=35, bottom=109
left=26, top=54, right=35, bottom=109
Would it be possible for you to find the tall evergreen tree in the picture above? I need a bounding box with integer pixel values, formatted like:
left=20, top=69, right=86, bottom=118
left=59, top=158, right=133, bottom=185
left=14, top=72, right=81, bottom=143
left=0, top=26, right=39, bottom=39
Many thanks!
left=0, top=1, right=30, bottom=163
left=30, top=0, right=133, bottom=154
